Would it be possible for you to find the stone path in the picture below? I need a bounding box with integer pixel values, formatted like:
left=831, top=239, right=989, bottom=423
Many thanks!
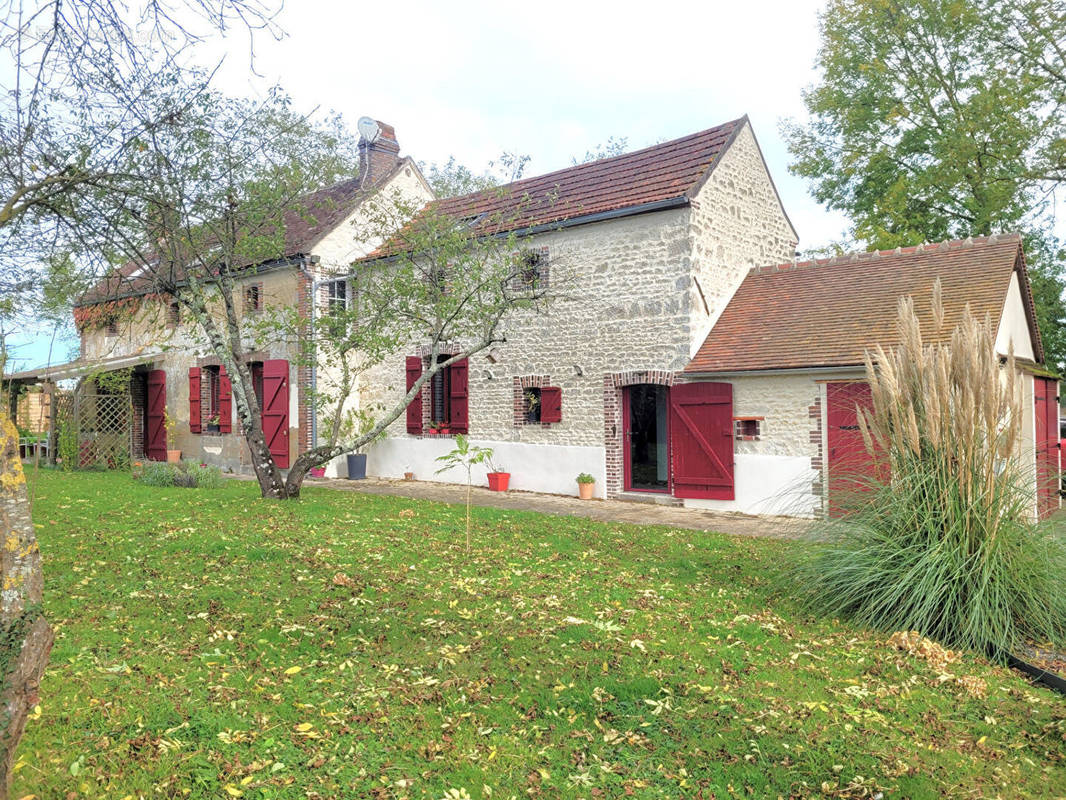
left=293, top=476, right=809, bottom=540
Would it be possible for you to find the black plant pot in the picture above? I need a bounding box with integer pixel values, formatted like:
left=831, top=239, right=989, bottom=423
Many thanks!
left=346, top=453, right=367, bottom=480
left=206, top=424, right=220, bottom=433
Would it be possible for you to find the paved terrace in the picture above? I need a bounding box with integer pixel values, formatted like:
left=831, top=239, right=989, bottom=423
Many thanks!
left=266, top=475, right=811, bottom=539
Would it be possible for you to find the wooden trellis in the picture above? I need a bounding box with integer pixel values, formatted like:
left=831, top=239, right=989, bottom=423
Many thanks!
left=52, top=387, right=133, bottom=470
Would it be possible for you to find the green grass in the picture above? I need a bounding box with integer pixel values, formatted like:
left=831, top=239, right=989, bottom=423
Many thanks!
left=15, top=470, right=1066, bottom=799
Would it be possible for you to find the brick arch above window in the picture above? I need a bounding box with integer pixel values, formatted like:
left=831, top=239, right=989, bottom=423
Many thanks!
left=606, top=369, right=677, bottom=389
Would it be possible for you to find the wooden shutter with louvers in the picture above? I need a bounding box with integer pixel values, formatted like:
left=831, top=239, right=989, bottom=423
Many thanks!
left=219, top=366, right=233, bottom=434
left=189, top=367, right=201, bottom=433
left=540, top=386, right=562, bottom=423
left=669, top=382, right=734, bottom=500
left=448, top=358, right=469, bottom=434
left=146, top=369, right=168, bottom=461
left=405, top=356, right=423, bottom=434
left=262, top=359, right=290, bottom=468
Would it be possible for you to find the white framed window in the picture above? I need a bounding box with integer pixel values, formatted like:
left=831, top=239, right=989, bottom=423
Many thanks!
left=326, top=280, right=348, bottom=312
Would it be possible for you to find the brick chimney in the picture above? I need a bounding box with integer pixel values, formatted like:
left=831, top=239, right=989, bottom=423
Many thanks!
left=357, top=117, right=401, bottom=187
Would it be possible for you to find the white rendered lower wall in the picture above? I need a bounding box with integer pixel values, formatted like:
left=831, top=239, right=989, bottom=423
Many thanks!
left=350, top=437, right=607, bottom=499
left=683, top=454, right=818, bottom=517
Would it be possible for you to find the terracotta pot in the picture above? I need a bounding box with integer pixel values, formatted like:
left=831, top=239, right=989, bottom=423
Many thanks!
left=578, top=481, right=595, bottom=500
left=404, top=471, right=415, bottom=481
left=487, top=472, right=510, bottom=492
left=166, top=450, right=181, bottom=464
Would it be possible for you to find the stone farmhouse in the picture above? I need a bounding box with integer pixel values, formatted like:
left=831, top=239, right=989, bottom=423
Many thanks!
left=7, top=116, right=1059, bottom=518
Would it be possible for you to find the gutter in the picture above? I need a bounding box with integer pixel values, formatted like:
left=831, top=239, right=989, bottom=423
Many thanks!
left=683, top=364, right=867, bottom=379
left=298, top=255, right=324, bottom=449
left=355, top=196, right=691, bottom=269
left=74, top=255, right=308, bottom=308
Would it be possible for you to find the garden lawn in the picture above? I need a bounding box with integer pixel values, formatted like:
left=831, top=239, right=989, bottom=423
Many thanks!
left=15, top=469, right=1066, bottom=799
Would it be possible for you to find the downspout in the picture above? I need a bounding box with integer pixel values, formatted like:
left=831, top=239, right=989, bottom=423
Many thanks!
left=299, top=254, right=323, bottom=449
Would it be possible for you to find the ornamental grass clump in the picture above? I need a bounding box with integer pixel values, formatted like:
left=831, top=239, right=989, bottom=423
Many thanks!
left=798, top=281, right=1066, bottom=655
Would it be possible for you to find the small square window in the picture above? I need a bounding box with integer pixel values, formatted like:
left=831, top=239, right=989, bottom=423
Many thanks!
left=167, top=302, right=180, bottom=329
left=105, top=321, right=119, bottom=337
left=244, top=284, right=261, bottom=313
left=514, top=249, right=548, bottom=291
left=734, top=418, right=761, bottom=440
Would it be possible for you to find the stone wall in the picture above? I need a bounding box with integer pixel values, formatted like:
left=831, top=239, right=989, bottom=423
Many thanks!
left=357, top=205, right=695, bottom=458
left=686, top=123, right=799, bottom=358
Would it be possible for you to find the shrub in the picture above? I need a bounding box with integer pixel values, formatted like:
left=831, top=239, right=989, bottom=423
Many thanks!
left=134, top=461, right=224, bottom=489
left=137, top=461, right=175, bottom=487
left=796, top=282, right=1066, bottom=655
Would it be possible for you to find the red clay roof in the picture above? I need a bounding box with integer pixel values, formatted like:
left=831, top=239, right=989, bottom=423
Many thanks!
left=77, top=163, right=405, bottom=306
left=685, top=234, right=1041, bottom=373
left=368, top=117, right=746, bottom=256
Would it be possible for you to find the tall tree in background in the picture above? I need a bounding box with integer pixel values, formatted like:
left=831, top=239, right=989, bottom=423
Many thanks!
left=783, top=0, right=1066, bottom=366
left=0, top=2, right=279, bottom=792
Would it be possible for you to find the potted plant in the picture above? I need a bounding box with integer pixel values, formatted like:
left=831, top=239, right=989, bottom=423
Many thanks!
left=429, top=420, right=450, bottom=435
left=486, top=455, right=510, bottom=492
left=309, top=466, right=326, bottom=478
left=206, top=414, right=220, bottom=433
left=576, top=472, right=596, bottom=500
left=164, top=410, right=181, bottom=463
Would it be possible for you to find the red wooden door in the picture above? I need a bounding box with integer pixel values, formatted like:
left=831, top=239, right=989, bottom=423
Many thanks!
left=669, top=382, right=734, bottom=500
left=1034, top=376, right=1060, bottom=519
left=145, top=369, right=167, bottom=462
left=826, top=381, right=880, bottom=516
left=262, top=359, right=290, bottom=468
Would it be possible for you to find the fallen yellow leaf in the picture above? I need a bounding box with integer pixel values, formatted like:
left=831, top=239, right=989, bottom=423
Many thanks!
left=284, top=666, right=301, bottom=675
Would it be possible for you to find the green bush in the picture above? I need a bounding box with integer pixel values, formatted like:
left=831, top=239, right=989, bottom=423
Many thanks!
left=134, top=461, right=224, bottom=489
left=796, top=286, right=1066, bottom=655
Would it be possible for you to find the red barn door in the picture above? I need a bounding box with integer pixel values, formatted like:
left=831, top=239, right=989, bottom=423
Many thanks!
left=669, top=382, right=734, bottom=500
left=145, top=369, right=167, bottom=462
left=826, top=381, right=881, bottom=516
left=262, top=359, right=290, bottom=468
left=1034, top=376, right=1060, bottom=519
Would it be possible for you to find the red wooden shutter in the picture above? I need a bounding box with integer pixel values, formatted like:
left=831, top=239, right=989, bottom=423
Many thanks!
left=189, top=367, right=201, bottom=434
left=669, top=382, right=734, bottom=500
left=540, top=386, right=562, bottom=423
left=262, top=359, right=290, bottom=468
left=146, top=369, right=168, bottom=462
left=405, top=356, right=423, bottom=434
left=1034, top=376, right=1060, bottom=519
left=218, top=366, right=233, bottom=434
left=448, top=358, right=469, bottom=434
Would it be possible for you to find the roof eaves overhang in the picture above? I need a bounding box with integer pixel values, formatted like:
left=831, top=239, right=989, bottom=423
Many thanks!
left=683, top=363, right=867, bottom=379
left=74, top=255, right=307, bottom=308
left=4, top=351, right=167, bottom=383
left=356, top=196, right=691, bottom=269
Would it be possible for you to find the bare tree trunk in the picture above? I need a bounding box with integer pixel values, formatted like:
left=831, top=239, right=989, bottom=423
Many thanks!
left=0, top=417, right=53, bottom=796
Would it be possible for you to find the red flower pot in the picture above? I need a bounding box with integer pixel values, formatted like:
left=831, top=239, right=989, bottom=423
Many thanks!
left=309, top=467, right=326, bottom=478
left=487, top=472, right=510, bottom=492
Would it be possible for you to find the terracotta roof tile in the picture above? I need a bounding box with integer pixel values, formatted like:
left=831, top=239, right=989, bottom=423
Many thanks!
left=77, top=162, right=405, bottom=306
left=367, top=117, right=745, bottom=257
left=685, top=234, right=1040, bottom=373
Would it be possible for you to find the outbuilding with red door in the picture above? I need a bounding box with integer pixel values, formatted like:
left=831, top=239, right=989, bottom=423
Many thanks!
left=683, top=233, right=1059, bottom=519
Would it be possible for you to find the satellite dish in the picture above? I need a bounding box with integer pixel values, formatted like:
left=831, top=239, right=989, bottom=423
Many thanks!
left=357, top=116, right=380, bottom=144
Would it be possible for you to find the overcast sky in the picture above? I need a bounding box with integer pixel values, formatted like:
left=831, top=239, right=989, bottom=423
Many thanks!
left=10, top=0, right=848, bottom=371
